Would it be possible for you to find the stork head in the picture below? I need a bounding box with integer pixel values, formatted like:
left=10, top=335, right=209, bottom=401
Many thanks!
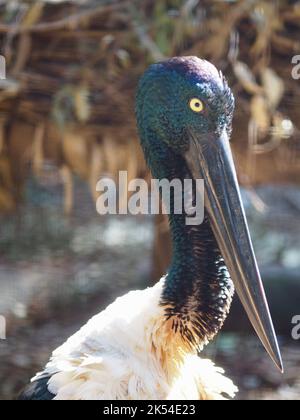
left=136, top=57, right=234, bottom=154
left=136, top=56, right=283, bottom=372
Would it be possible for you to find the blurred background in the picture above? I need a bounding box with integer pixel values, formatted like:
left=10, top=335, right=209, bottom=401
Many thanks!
left=0, top=0, right=300, bottom=400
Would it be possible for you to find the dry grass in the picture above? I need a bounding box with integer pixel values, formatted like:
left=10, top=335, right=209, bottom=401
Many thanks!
left=0, top=0, right=299, bottom=213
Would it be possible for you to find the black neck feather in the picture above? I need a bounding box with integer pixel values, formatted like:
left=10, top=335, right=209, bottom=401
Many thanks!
left=146, top=136, right=234, bottom=347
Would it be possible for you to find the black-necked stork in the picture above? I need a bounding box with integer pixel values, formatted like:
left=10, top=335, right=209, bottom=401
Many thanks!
left=19, top=57, right=282, bottom=400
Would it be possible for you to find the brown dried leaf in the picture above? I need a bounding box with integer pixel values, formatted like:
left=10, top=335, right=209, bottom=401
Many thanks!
left=22, top=3, right=44, bottom=28
left=74, top=85, right=91, bottom=123
left=32, top=123, right=45, bottom=177
left=250, top=95, right=270, bottom=134
left=62, top=130, right=90, bottom=179
left=233, top=61, right=263, bottom=95
left=261, top=68, right=284, bottom=110
left=251, top=2, right=282, bottom=57
left=102, top=135, right=120, bottom=180
left=60, top=164, right=73, bottom=215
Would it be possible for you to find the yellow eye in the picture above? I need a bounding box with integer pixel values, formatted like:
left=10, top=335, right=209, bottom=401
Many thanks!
left=189, top=98, right=204, bottom=113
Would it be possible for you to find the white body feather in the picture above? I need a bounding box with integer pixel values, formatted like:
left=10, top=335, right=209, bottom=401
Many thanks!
left=33, top=279, right=237, bottom=400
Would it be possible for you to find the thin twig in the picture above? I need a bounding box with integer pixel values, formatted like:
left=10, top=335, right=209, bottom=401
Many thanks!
left=0, top=1, right=130, bottom=34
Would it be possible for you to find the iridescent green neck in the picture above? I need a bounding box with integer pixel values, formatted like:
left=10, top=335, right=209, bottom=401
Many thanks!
left=143, top=130, right=234, bottom=346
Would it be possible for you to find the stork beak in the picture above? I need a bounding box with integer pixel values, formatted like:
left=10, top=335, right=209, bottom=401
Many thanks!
left=185, top=129, right=283, bottom=372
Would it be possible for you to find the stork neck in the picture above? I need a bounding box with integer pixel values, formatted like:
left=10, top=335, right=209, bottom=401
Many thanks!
left=144, top=134, right=234, bottom=346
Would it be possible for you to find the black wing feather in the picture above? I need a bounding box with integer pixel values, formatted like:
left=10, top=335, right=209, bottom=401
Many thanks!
left=18, top=376, right=55, bottom=400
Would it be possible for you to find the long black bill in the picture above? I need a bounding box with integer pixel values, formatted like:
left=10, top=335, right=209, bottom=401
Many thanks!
left=185, top=129, right=283, bottom=372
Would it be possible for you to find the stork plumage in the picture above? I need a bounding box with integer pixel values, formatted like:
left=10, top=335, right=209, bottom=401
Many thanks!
left=19, top=57, right=282, bottom=401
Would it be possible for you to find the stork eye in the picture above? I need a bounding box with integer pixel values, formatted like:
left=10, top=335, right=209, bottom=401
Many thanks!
left=189, top=98, right=204, bottom=113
